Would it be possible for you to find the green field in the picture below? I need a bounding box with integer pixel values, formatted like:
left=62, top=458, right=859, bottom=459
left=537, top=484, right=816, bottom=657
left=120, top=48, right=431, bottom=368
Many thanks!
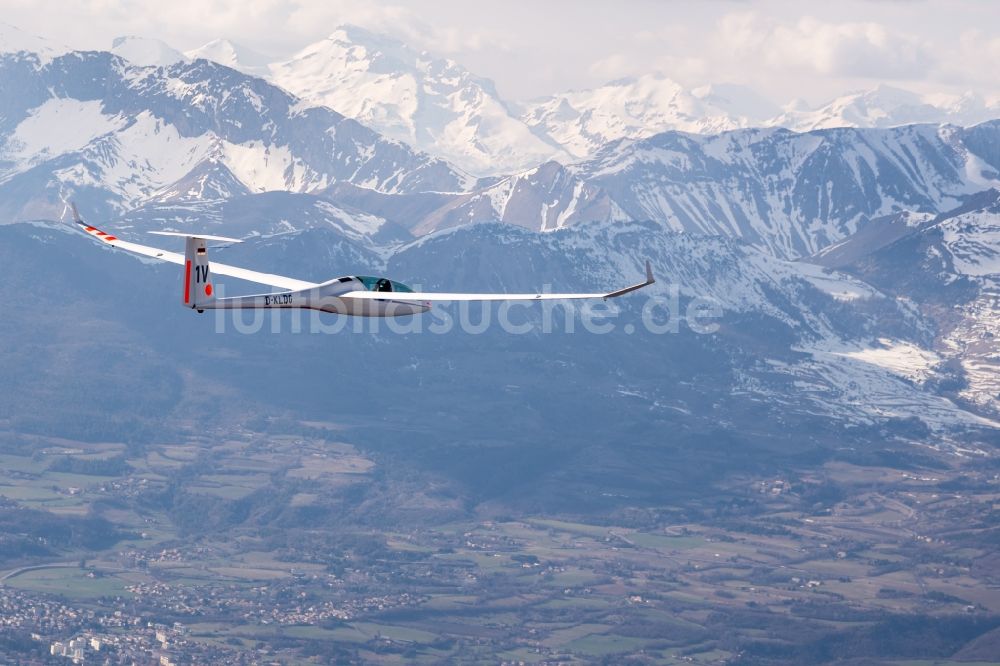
left=5, top=566, right=134, bottom=599
left=566, top=632, right=652, bottom=657
left=353, top=621, right=440, bottom=643
left=528, top=518, right=610, bottom=538
left=629, top=532, right=704, bottom=550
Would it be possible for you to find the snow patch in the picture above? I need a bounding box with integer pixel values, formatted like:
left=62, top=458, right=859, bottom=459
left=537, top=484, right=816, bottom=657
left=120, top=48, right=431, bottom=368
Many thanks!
left=829, top=339, right=942, bottom=383
left=940, top=213, right=1000, bottom=276
left=221, top=141, right=320, bottom=193
left=1, top=98, right=126, bottom=165
left=795, top=261, right=879, bottom=301
left=315, top=200, right=385, bottom=236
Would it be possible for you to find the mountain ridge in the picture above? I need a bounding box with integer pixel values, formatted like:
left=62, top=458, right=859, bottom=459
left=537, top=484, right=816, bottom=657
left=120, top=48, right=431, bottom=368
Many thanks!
left=167, top=26, right=1000, bottom=172
left=0, top=49, right=470, bottom=225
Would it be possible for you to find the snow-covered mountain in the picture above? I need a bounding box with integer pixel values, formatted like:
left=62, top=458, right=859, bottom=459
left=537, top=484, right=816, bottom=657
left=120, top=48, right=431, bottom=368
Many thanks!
left=564, top=123, right=1000, bottom=259
left=185, top=39, right=271, bottom=77
left=815, top=189, right=1000, bottom=416
left=520, top=75, right=780, bottom=159
left=265, top=26, right=567, bottom=176
left=0, top=22, right=66, bottom=61
left=172, top=27, right=1000, bottom=169
left=109, top=36, right=188, bottom=68
left=380, top=122, right=1000, bottom=259
left=0, top=49, right=469, bottom=225
left=8, top=40, right=1000, bottom=266
left=776, top=85, right=1000, bottom=133
left=409, top=161, right=629, bottom=235
left=521, top=81, right=1000, bottom=160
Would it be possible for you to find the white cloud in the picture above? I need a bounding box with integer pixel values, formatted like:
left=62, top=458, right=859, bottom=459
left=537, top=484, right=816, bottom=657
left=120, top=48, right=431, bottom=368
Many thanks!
left=0, top=0, right=502, bottom=59
left=0, top=0, right=997, bottom=103
left=284, top=1, right=503, bottom=56
left=938, top=29, right=1000, bottom=91
left=587, top=52, right=708, bottom=87
left=588, top=53, right=634, bottom=81
left=718, top=12, right=934, bottom=80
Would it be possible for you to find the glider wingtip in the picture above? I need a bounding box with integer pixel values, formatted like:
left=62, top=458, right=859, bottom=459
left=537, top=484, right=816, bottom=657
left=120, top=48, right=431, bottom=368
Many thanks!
left=602, top=260, right=656, bottom=300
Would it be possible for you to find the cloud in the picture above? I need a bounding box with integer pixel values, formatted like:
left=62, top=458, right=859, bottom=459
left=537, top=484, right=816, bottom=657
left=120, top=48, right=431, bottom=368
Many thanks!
left=588, top=53, right=635, bottom=81
left=938, top=29, right=1000, bottom=89
left=583, top=12, right=934, bottom=92
left=284, top=0, right=503, bottom=56
left=0, top=0, right=503, bottom=59
left=717, top=12, right=934, bottom=80
left=587, top=52, right=708, bottom=86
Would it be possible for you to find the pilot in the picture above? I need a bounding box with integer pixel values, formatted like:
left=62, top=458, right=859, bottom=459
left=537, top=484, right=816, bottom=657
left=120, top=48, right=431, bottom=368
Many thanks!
left=376, top=278, right=393, bottom=292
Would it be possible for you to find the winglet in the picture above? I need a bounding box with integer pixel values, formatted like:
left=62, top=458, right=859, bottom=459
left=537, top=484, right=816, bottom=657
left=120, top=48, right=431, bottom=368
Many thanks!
left=603, top=259, right=655, bottom=299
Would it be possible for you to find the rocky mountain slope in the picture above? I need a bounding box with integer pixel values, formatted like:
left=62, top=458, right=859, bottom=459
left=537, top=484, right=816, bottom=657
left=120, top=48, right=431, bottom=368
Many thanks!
left=816, top=189, right=1000, bottom=418
left=0, top=48, right=468, bottom=226
left=401, top=122, right=1000, bottom=260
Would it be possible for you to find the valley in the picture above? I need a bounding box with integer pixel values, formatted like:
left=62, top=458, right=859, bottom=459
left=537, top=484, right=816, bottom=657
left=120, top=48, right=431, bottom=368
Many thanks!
left=0, top=419, right=997, bottom=664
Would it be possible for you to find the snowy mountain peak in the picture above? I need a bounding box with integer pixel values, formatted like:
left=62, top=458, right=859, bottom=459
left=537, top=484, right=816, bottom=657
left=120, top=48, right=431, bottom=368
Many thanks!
left=521, top=74, right=774, bottom=159
left=322, top=24, right=421, bottom=65
left=110, top=36, right=188, bottom=67
left=776, top=84, right=1000, bottom=131
left=185, top=38, right=271, bottom=76
left=0, top=22, right=65, bottom=60
left=268, top=25, right=565, bottom=176
left=690, top=83, right=782, bottom=123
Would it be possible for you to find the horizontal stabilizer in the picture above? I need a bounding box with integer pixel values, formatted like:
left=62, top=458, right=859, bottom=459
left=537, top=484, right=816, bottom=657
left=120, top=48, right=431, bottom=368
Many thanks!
left=149, top=231, right=243, bottom=243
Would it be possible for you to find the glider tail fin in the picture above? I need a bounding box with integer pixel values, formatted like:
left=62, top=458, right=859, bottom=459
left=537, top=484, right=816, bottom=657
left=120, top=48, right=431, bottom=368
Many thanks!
left=147, top=230, right=239, bottom=311
left=183, top=236, right=215, bottom=311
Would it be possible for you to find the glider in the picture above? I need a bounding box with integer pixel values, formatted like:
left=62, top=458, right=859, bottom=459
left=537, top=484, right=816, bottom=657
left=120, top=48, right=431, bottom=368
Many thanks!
left=70, top=204, right=654, bottom=318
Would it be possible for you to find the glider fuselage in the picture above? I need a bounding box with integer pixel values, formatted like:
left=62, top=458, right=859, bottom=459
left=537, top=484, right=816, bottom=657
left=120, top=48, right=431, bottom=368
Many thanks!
left=202, top=275, right=432, bottom=317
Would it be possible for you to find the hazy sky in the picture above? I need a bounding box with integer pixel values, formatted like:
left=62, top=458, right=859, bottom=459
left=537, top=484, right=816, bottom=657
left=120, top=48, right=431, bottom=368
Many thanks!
left=2, top=0, right=999, bottom=105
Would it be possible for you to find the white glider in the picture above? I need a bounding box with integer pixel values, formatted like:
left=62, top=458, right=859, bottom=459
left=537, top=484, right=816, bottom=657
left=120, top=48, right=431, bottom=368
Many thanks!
left=71, top=204, right=654, bottom=318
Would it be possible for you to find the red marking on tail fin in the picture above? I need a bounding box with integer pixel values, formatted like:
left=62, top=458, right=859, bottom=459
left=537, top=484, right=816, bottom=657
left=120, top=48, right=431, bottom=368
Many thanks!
left=184, top=260, right=192, bottom=305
